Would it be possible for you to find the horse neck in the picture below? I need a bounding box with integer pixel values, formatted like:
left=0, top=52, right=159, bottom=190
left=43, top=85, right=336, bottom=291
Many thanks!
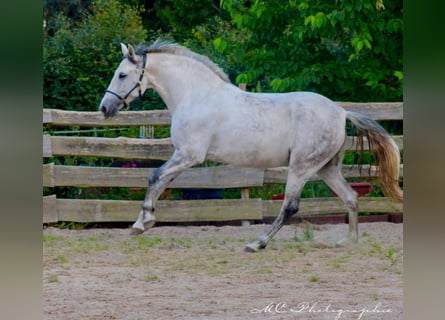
left=145, top=53, right=227, bottom=113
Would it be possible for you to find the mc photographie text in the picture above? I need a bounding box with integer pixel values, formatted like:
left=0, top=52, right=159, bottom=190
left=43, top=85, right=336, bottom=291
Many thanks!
left=250, top=301, right=392, bottom=319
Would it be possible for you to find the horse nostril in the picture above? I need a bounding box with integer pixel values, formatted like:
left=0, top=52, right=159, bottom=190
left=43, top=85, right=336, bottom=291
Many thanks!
left=100, top=106, right=107, bottom=114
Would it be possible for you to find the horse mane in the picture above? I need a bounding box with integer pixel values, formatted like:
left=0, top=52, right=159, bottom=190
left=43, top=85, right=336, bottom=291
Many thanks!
left=134, top=39, right=231, bottom=83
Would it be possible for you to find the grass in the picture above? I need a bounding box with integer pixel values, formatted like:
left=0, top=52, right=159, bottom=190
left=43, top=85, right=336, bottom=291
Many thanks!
left=329, top=254, right=352, bottom=270
left=72, top=236, right=111, bottom=253
left=385, top=247, right=398, bottom=265
left=371, top=293, right=380, bottom=301
left=55, top=253, right=68, bottom=264
left=119, top=236, right=163, bottom=253
left=293, top=223, right=314, bottom=243
left=47, top=273, right=59, bottom=283
left=173, top=238, right=192, bottom=249
left=144, top=269, right=159, bottom=282
left=363, top=237, right=402, bottom=274
left=309, top=275, right=319, bottom=282
left=43, top=234, right=64, bottom=247
left=255, top=268, right=273, bottom=274
left=207, top=263, right=229, bottom=276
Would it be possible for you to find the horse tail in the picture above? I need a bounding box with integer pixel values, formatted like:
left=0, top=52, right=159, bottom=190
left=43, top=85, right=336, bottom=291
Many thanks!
left=346, top=111, right=403, bottom=203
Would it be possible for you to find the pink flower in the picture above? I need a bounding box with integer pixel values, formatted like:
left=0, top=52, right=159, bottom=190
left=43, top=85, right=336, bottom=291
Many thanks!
left=122, top=162, right=137, bottom=168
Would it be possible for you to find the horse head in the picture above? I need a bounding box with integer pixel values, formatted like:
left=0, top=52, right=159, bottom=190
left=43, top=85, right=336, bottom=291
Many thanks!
left=99, top=43, right=147, bottom=118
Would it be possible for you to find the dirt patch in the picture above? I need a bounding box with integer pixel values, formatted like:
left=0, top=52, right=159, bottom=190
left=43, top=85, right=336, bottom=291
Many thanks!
left=43, top=222, right=403, bottom=319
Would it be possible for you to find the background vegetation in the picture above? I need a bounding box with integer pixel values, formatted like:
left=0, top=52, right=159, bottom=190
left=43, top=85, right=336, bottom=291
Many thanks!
left=43, top=0, right=402, bottom=202
left=44, top=0, right=402, bottom=110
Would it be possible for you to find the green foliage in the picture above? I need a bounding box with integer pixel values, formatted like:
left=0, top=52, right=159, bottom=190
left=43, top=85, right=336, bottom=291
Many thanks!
left=219, top=0, right=403, bottom=101
left=44, top=0, right=148, bottom=111
left=151, top=0, right=225, bottom=40
left=185, top=15, right=250, bottom=83
left=44, top=0, right=92, bottom=29
left=44, top=0, right=403, bottom=108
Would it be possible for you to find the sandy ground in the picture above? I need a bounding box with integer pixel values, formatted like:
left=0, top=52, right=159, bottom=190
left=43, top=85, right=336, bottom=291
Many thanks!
left=43, top=222, right=403, bottom=319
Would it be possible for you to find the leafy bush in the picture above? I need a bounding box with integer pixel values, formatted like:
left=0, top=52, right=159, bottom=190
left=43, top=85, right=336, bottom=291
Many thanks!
left=44, top=0, right=148, bottom=111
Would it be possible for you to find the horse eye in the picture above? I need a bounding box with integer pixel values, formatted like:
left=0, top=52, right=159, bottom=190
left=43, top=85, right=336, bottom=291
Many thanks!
left=119, top=72, right=127, bottom=79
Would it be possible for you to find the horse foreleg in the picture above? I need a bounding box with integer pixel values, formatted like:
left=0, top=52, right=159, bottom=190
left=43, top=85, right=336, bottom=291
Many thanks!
left=131, top=149, right=202, bottom=235
left=130, top=169, right=165, bottom=234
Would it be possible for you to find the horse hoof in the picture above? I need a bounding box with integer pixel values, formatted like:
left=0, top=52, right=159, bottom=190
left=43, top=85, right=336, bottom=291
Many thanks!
left=130, top=227, right=144, bottom=236
left=245, top=240, right=265, bottom=253
left=143, top=220, right=156, bottom=231
left=244, top=245, right=259, bottom=253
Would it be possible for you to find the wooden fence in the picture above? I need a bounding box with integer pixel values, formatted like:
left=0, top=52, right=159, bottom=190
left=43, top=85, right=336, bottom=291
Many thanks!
left=43, top=102, right=403, bottom=224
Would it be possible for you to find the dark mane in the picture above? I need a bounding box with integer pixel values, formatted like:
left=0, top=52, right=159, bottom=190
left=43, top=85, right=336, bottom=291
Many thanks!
left=134, top=39, right=230, bottom=83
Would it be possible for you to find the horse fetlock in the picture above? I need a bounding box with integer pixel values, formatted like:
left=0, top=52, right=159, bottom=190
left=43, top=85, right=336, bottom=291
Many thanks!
left=142, top=201, right=155, bottom=212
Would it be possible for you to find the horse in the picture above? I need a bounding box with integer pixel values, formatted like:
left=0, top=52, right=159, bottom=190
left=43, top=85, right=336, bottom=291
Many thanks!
left=99, top=39, right=403, bottom=252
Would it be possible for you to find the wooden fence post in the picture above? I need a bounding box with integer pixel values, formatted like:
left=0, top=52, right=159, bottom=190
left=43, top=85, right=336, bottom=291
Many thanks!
left=139, top=125, right=154, bottom=139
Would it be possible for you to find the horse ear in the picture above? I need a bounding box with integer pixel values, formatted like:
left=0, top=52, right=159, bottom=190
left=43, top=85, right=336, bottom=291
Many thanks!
left=128, top=44, right=136, bottom=60
left=121, top=43, right=128, bottom=57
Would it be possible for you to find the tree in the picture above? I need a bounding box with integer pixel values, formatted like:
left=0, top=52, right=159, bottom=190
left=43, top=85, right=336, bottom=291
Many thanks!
left=215, top=0, right=402, bottom=101
left=44, top=0, right=92, bottom=39
left=43, top=0, right=147, bottom=111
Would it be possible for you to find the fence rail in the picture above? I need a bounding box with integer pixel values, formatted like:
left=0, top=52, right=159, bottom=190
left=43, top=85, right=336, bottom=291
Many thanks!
left=43, top=163, right=403, bottom=188
left=43, top=102, right=402, bottom=127
left=43, top=102, right=403, bottom=224
left=43, top=135, right=403, bottom=160
left=43, top=196, right=402, bottom=224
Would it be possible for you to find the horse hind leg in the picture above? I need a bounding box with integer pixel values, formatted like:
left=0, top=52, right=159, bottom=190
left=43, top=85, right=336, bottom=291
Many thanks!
left=318, top=158, right=359, bottom=247
left=245, top=170, right=309, bottom=252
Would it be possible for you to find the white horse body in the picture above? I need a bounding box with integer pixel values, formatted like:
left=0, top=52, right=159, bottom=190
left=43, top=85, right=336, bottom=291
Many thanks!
left=146, top=53, right=347, bottom=169
left=100, top=40, right=402, bottom=251
left=183, top=91, right=346, bottom=169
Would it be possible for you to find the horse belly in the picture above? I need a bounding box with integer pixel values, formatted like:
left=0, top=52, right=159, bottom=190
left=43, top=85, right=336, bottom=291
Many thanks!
left=206, top=130, right=291, bottom=168
left=205, top=102, right=293, bottom=167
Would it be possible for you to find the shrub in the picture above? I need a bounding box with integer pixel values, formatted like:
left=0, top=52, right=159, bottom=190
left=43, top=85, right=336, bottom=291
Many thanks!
left=43, top=0, right=148, bottom=111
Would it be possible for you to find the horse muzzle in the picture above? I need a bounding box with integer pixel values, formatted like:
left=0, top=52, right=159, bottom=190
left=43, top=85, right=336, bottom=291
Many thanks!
left=99, top=95, right=122, bottom=118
